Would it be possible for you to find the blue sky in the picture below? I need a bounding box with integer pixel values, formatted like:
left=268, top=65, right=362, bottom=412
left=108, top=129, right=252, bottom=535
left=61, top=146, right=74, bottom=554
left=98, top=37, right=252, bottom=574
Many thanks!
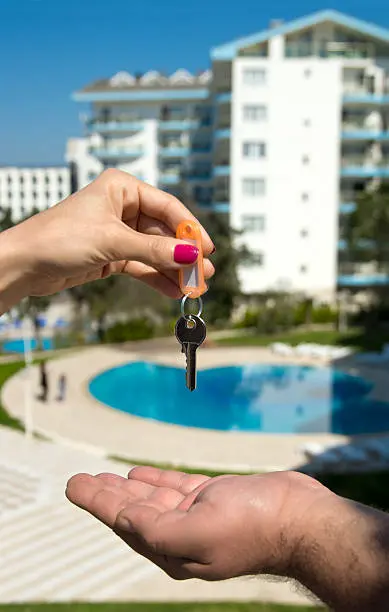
left=1, top=0, right=389, bottom=165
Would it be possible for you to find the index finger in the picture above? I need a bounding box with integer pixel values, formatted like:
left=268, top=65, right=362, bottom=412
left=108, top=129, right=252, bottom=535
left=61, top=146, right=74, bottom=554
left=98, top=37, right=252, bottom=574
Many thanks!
left=100, top=169, right=214, bottom=254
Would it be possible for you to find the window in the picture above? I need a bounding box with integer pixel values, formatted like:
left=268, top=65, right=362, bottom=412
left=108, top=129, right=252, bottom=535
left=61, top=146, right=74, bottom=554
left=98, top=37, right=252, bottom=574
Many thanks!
left=302, top=193, right=309, bottom=201
left=246, top=252, right=264, bottom=266
left=301, top=229, right=309, bottom=238
left=19, top=176, right=24, bottom=184
left=45, top=191, right=50, bottom=200
left=58, top=191, right=64, bottom=200
left=243, top=105, right=267, bottom=122
left=300, top=265, right=308, bottom=273
left=242, top=215, right=265, bottom=232
left=303, top=119, right=311, bottom=127
left=7, top=191, right=12, bottom=200
left=45, top=175, right=50, bottom=184
left=242, top=178, right=266, bottom=196
left=304, top=68, right=312, bottom=78
left=243, top=68, right=266, bottom=85
left=302, top=155, right=310, bottom=165
left=33, top=191, right=37, bottom=200
left=32, top=176, right=37, bottom=184
left=243, top=141, right=266, bottom=158
left=20, top=192, right=24, bottom=199
left=7, top=175, right=12, bottom=185
left=58, top=176, right=63, bottom=184
left=20, top=205, right=25, bottom=217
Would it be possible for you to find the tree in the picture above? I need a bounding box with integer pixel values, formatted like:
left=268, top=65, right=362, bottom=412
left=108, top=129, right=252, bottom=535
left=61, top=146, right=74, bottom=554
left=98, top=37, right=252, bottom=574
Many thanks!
left=344, top=185, right=389, bottom=269
left=0, top=207, right=14, bottom=232
left=196, top=211, right=250, bottom=324
left=343, top=185, right=389, bottom=325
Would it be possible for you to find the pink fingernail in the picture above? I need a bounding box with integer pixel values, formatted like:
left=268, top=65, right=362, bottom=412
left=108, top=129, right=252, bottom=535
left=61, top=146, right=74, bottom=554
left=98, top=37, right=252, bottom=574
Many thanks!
left=174, top=244, right=199, bottom=264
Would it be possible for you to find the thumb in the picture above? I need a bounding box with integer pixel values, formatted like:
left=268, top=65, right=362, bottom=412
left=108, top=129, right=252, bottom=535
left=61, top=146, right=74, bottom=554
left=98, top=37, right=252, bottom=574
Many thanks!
left=112, top=226, right=199, bottom=269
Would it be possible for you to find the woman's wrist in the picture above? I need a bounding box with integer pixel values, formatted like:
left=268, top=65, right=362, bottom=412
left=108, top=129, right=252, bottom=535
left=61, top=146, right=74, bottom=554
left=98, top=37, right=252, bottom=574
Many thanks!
left=0, top=226, right=33, bottom=314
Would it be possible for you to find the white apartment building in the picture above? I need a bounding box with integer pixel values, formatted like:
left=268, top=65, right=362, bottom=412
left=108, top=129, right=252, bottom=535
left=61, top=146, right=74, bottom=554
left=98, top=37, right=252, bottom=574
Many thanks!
left=73, top=10, right=389, bottom=299
left=0, top=166, right=70, bottom=221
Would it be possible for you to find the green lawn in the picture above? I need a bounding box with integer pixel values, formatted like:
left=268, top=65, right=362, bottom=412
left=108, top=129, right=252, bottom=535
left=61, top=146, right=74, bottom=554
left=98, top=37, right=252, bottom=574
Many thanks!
left=217, top=327, right=389, bottom=352
left=0, top=360, right=27, bottom=430
left=0, top=604, right=323, bottom=612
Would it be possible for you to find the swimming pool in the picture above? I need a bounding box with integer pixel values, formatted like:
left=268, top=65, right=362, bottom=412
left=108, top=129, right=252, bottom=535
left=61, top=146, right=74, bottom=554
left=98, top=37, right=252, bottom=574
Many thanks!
left=89, top=362, right=389, bottom=435
left=2, top=338, right=54, bottom=353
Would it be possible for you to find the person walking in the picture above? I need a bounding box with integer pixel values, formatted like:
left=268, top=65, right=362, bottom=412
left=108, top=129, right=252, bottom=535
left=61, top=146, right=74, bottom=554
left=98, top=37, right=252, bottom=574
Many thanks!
left=57, top=373, right=67, bottom=402
left=39, top=361, right=48, bottom=402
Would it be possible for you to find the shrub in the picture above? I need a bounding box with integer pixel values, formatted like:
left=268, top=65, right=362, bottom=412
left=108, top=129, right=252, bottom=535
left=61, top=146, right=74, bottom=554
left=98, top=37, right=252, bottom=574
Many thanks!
left=104, top=318, right=155, bottom=343
left=311, top=304, right=337, bottom=324
left=234, top=308, right=260, bottom=329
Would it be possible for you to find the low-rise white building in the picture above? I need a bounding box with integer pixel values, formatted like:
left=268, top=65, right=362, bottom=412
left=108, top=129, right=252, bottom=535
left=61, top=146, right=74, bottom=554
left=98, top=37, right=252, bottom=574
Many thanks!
left=0, top=166, right=70, bottom=221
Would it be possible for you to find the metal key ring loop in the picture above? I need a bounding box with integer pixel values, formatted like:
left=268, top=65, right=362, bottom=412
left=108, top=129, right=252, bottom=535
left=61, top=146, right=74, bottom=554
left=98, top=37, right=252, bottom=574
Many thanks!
left=180, top=293, right=203, bottom=318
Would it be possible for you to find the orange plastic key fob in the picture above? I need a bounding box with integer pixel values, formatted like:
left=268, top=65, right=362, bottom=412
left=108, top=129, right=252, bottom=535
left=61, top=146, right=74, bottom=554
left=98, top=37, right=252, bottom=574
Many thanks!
left=176, top=220, right=207, bottom=299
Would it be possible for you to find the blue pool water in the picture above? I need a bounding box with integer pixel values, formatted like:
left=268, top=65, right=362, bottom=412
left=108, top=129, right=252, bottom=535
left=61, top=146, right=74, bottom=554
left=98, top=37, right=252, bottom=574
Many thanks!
left=89, top=362, right=389, bottom=435
left=2, top=338, right=54, bottom=353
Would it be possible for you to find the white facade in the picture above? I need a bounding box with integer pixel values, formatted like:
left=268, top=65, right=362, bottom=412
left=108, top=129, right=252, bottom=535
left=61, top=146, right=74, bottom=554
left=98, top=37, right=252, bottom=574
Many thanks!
left=73, top=10, right=389, bottom=298
left=0, top=166, right=70, bottom=221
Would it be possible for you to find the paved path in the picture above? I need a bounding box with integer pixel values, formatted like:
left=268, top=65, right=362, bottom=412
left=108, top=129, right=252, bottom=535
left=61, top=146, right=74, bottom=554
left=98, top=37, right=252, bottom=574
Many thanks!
left=0, top=426, right=314, bottom=605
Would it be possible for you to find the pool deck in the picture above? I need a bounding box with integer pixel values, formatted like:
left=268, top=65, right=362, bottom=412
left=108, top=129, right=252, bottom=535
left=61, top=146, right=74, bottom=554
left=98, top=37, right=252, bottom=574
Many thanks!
left=3, top=340, right=389, bottom=472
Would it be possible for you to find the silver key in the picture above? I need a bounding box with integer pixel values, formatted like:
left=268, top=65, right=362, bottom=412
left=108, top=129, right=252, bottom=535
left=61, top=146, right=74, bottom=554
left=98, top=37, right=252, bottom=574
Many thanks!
left=175, top=315, right=206, bottom=391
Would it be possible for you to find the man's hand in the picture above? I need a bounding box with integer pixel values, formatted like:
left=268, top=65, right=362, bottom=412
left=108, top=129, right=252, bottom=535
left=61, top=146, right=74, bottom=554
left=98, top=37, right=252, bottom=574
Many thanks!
left=66, top=467, right=330, bottom=581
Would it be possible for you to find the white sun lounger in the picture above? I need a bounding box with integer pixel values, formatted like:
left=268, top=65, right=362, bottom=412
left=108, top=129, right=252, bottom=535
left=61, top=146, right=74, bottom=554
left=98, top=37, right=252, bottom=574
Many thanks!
left=270, top=342, right=295, bottom=356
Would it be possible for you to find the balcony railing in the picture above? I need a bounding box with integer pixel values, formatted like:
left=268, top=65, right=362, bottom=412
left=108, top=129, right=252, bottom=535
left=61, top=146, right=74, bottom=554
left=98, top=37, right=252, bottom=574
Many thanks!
left=159, top=146, right=189, bottom=157
left=338, top=263, right=389, bottom=286
left=286, top=41, right=375, bottom=59
left=89, top=146, right=143, bottom=159
left=183, top=169, right=212, bottom=181
left=213, top=165, right=231, bottom=177
left=87, top=119, right=144, bottom=132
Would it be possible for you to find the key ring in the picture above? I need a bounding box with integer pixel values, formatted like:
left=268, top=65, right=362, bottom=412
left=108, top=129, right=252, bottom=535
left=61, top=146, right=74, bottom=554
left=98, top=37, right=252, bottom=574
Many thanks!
left=180, top=293, right=203, bottom=318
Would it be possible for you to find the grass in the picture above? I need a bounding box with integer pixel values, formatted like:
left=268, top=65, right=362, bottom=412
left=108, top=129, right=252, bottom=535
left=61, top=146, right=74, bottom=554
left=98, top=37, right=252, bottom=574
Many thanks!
left=0, top=604, right=323, bottom=612
left=0, top=360, right=28, bottom=430
left=109, top=455, right=254, bottom=478
left=217, top=327, right=389, bottom=352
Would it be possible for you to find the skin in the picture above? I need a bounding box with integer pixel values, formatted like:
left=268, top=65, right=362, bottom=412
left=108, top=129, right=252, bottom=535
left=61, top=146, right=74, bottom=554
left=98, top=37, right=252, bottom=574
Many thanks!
left=1, top=168, right=389, bottom=610
left=66, top=467, right=389, bottom=611
left=0, top=168, right=215, bottom=314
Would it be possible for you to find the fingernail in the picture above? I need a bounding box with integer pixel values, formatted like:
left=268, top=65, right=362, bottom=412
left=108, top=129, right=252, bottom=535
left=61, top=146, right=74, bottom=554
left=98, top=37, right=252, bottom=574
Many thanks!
left=174, top=244, right=199, bottom=264
left=211, top=246, right=216, bottom=254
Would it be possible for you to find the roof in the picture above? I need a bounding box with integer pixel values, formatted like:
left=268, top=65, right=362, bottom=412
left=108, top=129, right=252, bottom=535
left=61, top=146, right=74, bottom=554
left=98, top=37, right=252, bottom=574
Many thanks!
left=211, top=9, right=389, bottom=60
left=77, top=69, right=212, bottom=94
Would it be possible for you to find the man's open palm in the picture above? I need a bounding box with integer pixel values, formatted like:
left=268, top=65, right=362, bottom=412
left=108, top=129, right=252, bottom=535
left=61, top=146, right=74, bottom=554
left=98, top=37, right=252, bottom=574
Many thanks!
left=66, top=466, right=328, bottom=581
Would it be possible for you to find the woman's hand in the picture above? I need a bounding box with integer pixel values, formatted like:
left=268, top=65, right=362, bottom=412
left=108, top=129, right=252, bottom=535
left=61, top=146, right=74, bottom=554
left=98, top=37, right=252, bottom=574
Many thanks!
left=0, top=170, right=215, bottom=311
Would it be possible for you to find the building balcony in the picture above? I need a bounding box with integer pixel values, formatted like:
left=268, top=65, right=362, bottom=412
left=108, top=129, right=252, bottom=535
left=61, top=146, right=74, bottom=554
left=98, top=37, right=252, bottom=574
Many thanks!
left=286, top=41, right=374, bottom=59
left=343, top=90, right=389, bottom=105
left=183, top=170, right=212, bottom=181
left=159, top=146, right=189, bottom=158
left=339, top=201, right=357, bottom=214
left=213, top=165, right=231, bottom=177
left=89, top=146, right=143, bottom=160
left=211, top=202, right=230, bottom=213
left=338, top=264, right=389, bottom=287
left=340, top=158, right=389, bottom=178
left=190, top=145, right=212, bottom=154
left=87, top=120, right=144, bottom=133
left=341, top=124, right=389, bottom=141
left=158, top=173, right=181, bottom=185
left=159, top=119, right=198, bottom=131
left=215, top=128, right=231, bottom=140
left=215, top=92, right=232, bottom=104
